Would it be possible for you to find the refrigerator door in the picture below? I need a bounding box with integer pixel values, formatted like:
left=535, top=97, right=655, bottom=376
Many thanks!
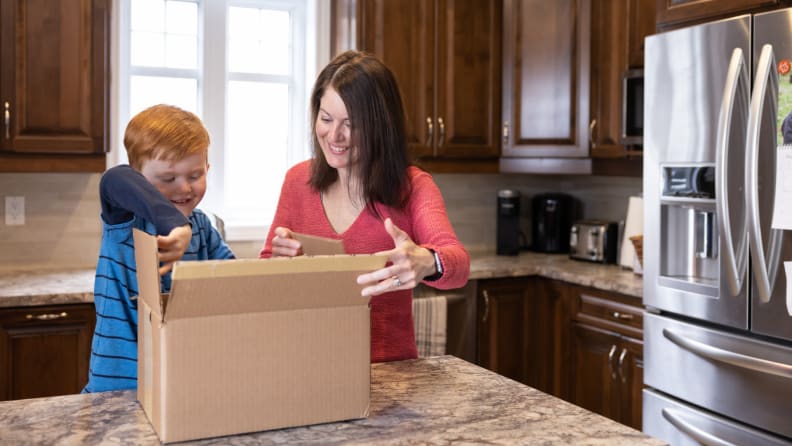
left=644, top=16, right=751, bottom=328
left=644, top=313, right=792, bottom=439
left=750, top=9, right=792, bottom=342
left=643, top=389, right=792, bottom=446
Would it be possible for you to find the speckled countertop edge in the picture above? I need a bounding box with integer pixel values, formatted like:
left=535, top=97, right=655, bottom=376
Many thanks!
left=0, top=251, right=643, bottom=308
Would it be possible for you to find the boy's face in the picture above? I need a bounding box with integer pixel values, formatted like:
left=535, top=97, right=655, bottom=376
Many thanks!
left=140, top=153, right=209, bottom=218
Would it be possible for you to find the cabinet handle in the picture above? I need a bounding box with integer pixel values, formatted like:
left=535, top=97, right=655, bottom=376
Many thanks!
left=589, top=119, right=597, bottom=149
left=26, top=312, right=68, bottom=321
left=4, top=101, right=10, bottom=140
left=425, top=117, right=434, bottom=147
left=607, top=344, right=617, bottom=380
left=618, top=347, right=628, bottom=383
left=437, top=116, right=445, bottom=148
left=611, top=311, right=634, bottom=321
left=502, top=120, right=510, bottom=145
left=481, top=290, right=490, bottom=323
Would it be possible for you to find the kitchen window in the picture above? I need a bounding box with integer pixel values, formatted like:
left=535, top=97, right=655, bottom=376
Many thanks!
left=113, top=0, right=329, bottom=240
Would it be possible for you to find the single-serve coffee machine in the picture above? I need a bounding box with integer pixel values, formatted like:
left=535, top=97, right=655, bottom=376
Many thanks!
left=497, top=189, right=521, bottom=256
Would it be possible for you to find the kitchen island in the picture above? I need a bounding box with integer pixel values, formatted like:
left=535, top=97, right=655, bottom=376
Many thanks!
left=0, top=355, right=664, bottom=445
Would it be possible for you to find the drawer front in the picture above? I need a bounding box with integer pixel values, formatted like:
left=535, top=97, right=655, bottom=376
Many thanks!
left=576, top=292, right=643, bottom=335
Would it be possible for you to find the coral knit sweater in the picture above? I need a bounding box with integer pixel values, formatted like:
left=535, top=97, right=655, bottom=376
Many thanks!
left=260, top=160, right=470, bottom=362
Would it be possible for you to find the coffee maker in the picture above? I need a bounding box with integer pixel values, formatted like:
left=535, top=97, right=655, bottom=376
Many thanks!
left=496, top=189, right=522, bottom=256
left=532, top=193, right=577, bottom=253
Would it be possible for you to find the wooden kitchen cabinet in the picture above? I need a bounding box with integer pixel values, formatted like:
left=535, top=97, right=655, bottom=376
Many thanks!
left=476, top=277, right=575, bottom=397
left=656, top=0, right=781, bottom=30
left=342, top=0, right=502, bottom=173
left=568, top=286, right=643, bottom=430
left=499, top=0, right=592, bottom=174
left=0, top=304, right=96, bottom=401
left=0, top=0, right=110, bottom=173
left=589, top=0, right=654, bottom=177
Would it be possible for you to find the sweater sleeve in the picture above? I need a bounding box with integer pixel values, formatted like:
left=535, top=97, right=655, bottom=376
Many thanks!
left=100, top=164, right=190, bottom=235
left=407, top=169, right=470, bottom=290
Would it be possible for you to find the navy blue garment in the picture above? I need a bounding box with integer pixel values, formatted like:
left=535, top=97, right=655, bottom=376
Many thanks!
left=84, top=165, right=235, bottom=393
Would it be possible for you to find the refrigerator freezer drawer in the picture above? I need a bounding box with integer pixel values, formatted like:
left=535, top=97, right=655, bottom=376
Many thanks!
left=644, top=313, right=792, bottom=439
left=643, top=389, right=791, bottom=446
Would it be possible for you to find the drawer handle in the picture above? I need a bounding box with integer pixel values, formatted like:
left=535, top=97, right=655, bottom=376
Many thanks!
left=612, top=311, right=634, bottom=321
left=26, top=312, right=68, bottom=321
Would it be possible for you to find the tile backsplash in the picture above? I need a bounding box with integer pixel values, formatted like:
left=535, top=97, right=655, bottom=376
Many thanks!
left=0, top=172, right=641, bottom=272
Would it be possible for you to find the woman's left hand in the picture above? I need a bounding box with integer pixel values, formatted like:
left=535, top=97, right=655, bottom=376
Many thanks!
left=357, top=218, right=437, bottom=297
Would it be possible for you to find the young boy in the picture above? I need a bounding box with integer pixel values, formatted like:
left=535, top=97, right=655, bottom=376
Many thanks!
left=83, top=104, right=235, bottom=393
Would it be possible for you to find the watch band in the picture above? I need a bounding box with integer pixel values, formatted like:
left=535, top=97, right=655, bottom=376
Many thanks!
left=424, top=249, right=444, bottom=282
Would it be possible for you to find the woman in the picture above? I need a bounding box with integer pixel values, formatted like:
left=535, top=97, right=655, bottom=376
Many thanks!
left=260, top=50, right=469, bottom=362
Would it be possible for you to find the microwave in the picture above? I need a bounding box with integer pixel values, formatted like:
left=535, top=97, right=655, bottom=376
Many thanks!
left=621, top=69, right=644, bottom=146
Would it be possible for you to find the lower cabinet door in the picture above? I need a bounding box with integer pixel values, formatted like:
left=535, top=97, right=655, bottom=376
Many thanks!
left=570, top=321, right=643, bottom=430
left=0, top=304, right=96, bottom=401
left=570, top=322, right=621, bottom=420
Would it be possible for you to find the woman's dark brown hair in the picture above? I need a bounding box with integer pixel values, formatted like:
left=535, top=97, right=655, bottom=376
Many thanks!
left=309, top=50, right=411, bottom=212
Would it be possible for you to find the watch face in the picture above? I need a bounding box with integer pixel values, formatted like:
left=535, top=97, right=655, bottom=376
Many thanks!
left=433, top=251, right=443, bottom=274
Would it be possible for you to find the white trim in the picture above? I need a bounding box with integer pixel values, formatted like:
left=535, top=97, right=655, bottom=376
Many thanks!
left=112, top=0, right=327, bottom=242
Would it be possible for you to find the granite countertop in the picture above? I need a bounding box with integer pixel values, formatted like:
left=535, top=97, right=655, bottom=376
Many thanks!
left=0, top=251, right=643, bottom=308
left=0, top=355, right=665, bottom=445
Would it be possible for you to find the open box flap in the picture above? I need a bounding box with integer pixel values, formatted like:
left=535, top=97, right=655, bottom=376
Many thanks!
left=292, top=232, right=346, bottom=255
left=165, top=253, right=387, bottom=321
left=133, top=229, right=164, bottom=320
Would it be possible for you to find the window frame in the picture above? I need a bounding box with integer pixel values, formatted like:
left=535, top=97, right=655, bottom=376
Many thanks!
left=110, top=0, right=330, bottom=241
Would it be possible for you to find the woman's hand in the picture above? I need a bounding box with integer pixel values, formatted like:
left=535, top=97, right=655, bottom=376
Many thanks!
left=356, top=218, right=437, bottom=296
left=270, top=226, right=303, bottom=257
left=156, top=224, right=192, bottom=275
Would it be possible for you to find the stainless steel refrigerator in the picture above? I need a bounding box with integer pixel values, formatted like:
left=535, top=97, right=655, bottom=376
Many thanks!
left=643, top=10, right=792, bottom=445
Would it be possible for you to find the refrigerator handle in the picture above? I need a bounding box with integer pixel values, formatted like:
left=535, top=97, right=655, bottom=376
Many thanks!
left=661, top=408, right=738, bottom=446
left=663, top=328, right=792, bottom=379
left=716, top=48, right=750, bottom=296
left=746, top=44, right=784, bottom=304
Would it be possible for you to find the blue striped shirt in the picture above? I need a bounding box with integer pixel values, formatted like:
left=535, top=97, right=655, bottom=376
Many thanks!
left=84, top=165, right=234, bottom=393
left=84, top=210, right=234, bottom=392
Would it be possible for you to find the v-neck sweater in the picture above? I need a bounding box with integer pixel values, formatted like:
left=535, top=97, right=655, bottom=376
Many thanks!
left=260, top=160, right=470, bottom=362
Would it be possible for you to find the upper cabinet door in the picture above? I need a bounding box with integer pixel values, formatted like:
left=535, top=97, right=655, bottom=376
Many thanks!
left=0, top=0, right=109, bottom=172
left=433, top=0, right=501, bottom=159
left=359, top=0, right=435, bottom=159
left=501, top=0, right=591, bottom=162
left=356, top=0, right=501, bottom=168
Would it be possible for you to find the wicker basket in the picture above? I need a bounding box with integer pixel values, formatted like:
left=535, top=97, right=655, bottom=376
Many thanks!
left=629, top=235, right=643, bottom=266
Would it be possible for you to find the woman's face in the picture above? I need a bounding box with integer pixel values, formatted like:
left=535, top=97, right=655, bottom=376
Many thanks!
left=316, top=87, right=354, bottom=170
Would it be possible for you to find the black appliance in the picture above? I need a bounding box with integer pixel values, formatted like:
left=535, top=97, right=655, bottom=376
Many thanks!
left=496, top=189, right=521, bottom=256
left=532, top=193, right=576, bottom=253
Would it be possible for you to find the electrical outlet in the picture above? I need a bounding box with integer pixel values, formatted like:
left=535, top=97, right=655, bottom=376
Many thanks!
left=5, top=196, right=25, bottom=226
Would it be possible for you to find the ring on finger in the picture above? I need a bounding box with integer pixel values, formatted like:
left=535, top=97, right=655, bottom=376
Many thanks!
left=392, top=276, right=402, bottom=288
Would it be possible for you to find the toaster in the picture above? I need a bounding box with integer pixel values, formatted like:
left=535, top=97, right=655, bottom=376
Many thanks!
left=569, top=220, right=619, bottom=264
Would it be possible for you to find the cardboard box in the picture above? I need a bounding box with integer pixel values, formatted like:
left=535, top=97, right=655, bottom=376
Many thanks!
left=133, top=229, right=386, bottom=443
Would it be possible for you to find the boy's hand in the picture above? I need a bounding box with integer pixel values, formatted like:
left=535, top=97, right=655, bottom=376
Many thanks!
left=156, top=224, right=192, bottom=275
